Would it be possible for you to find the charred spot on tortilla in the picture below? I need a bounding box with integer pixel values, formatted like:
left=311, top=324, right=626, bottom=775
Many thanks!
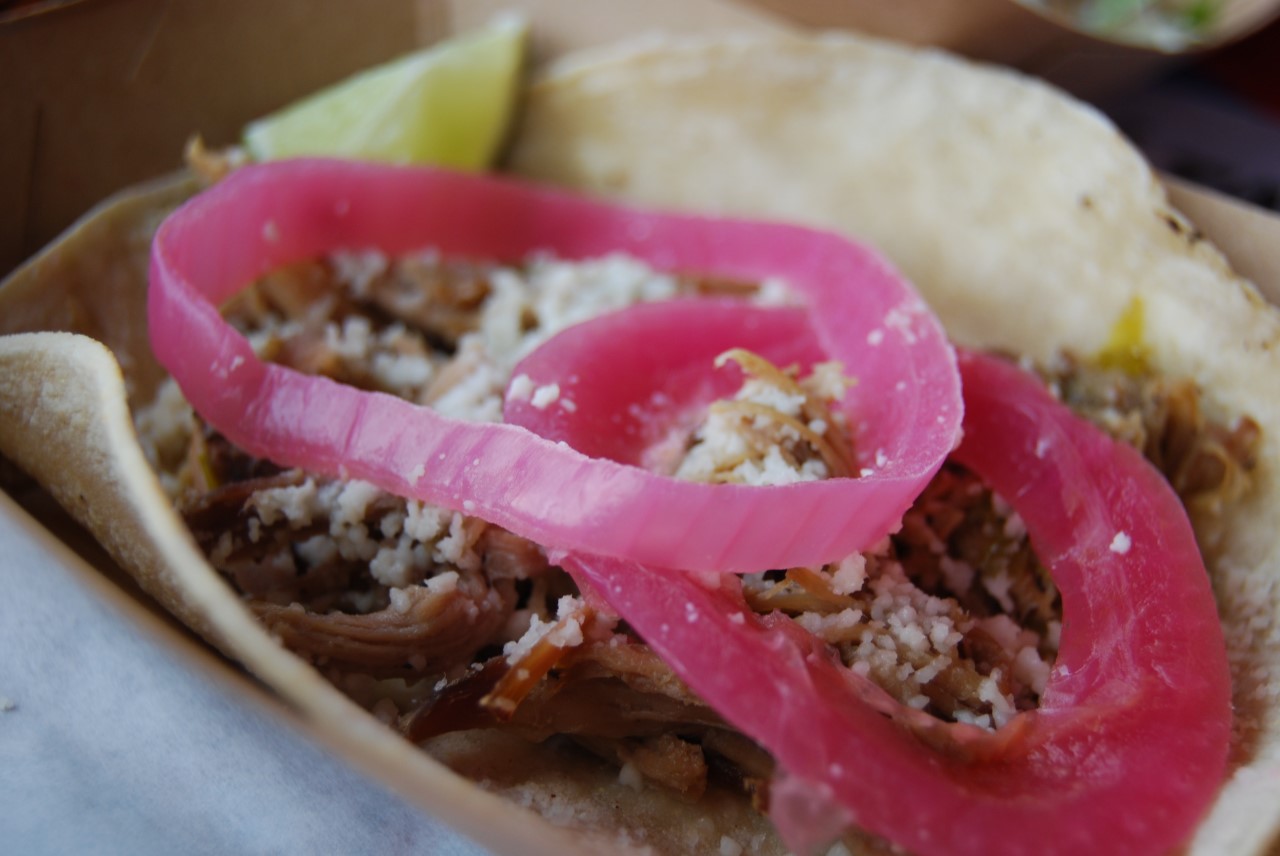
left=1161, top=207, right=1206, bottom=244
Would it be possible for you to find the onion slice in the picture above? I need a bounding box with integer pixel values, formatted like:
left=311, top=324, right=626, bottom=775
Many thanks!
left=149, top=160, right=961, bottom=572
left=563, top=351, right=1231, bottom=856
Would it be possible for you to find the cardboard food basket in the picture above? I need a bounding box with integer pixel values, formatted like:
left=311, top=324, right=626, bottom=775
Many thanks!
left=2, top=1, right=1279, bottom=854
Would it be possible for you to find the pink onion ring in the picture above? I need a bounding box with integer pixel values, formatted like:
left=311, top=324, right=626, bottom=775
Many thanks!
left=149, top=159, right=961, bottom=572
left=562, top=351, right=1230, bottom=856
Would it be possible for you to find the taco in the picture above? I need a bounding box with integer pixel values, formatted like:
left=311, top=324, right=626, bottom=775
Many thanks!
left=1, top=28, right=1278, bottom=856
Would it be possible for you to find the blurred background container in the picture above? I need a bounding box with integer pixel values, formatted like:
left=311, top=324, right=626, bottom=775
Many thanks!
left=745, top=0, right=1280, bottom=98
left=4, top=0, right=1279, bottom=274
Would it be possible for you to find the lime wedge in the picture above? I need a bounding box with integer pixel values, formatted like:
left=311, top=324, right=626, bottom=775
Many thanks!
left=243, top=15, right=527, bottom=169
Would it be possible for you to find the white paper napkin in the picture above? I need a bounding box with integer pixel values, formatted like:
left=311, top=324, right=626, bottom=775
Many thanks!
left=0, top=503, right=493, bottom=856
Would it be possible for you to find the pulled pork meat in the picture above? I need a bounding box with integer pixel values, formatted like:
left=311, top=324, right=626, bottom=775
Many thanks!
left=1045, top=355, right=1261, bottom=515
left=407, top=630, right=772, bottom=801
left=144, top=250, right=1262, bottom=804
left=176, top=431, right=536, bottom=678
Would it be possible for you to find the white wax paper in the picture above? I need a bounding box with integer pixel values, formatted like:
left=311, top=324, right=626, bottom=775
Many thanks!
left=0, top=503, right=494, bottom=855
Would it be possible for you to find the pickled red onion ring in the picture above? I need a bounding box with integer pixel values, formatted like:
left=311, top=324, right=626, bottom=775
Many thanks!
left=503, top=298, right=827, bottom=466
left=562, top=351, right=1230, bottom=856
left=148, top=160, right=961, bottom=572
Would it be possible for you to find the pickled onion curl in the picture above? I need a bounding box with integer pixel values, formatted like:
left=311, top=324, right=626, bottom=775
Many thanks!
left=148, top=159, right=961, bottom=572
left=563, top=351, right=1231, bottom=856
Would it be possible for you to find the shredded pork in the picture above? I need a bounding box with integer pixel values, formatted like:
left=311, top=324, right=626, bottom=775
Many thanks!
left=1046, top=355, right=1260, bottom=515
left=137, top=249, right=1261, bottom=806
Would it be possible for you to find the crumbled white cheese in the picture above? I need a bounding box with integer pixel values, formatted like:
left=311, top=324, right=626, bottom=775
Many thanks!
left=809, top=558, right=1044, bottom=727
left=883, top=302, right=921, bottom=345
left=425, top=570, right=460, bottom=595
left=431, top=252, right=681, bottom=423
left=719, top=836, right=744, bottom=856
left=370, top=541, right=420, bottom=588
left=521, top=253, right=679, bottom=351
left=732, top=446, right=828, bottom=486
left=403, top=501, right=448, bottom=543
left=388, top=586, right=413, bottom=614
left=1046, top=620, right=1063, bottom=650
left=794, top=608, right=865, bottom=637
left=209, top=531, right=236, bottom=567
left=530, top=382, right=561, bottom=409
left=502, top=596, right=586, bottom=665
left=372, top=349, right=433, bottom=391
left=428, top=339, right=507, bottom=423
left=1110, top=531, right=1132, bottom=555
left=324, top=315, right=375, bottom=361
left=804, top=361, right=850, bottom=402
left=433, top=513, right=484, bottom=571
left=753, top=277, right=797, bottom=306
left=371, top=509, right=400, bottom=539
left=928, top=618, right=961, bottom=651
left=977, top=668, right=1017, bottom=728
left=333, top=480, right=383, bottom=527
left=506, top=373, right=535, bottom=402
left=1014, top=644, right=1052, bottom=696
left=831, top=553, right=867, bottom=595
left=981, top=569, right=1016, bottom=614
left=979, top=614, right=1024, bottom=654
left=938, top=555, right=975, bottom=595
left=953, top=709, right=993, bottom=730
left=738, top=379, right=806, bottom=417
left=370, top=697, right=400, bottom=725
left=618, top=762, right=644, bottom=790
left=330, top=249, right=389, bottom=298
left=250, top=478, right=321, bottom=527
left=295, top=534, right=337, bottom=568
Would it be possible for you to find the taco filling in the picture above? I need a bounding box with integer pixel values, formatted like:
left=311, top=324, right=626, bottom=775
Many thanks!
left=131, top=159, right=1254, bottom=856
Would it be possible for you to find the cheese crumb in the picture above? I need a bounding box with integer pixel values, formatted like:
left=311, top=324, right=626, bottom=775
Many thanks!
left=507, top=373, right=535, bottom=402
left=250, top=478, right=320, bottom=527
left=1110, top=531, right=1132, bottom=555
left=618, top=762, right=644, bottom=790
left=719, top=836, right=744, bottom=856
left=531, top=382, right=561, bottom=409
left=502, top=595, right=585, bottom=664
left=831, top=553, right=867, bottom=595
left=388, top=587, right=413, bottom=614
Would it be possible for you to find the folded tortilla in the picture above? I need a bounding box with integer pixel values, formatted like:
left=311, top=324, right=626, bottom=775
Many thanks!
left=1, top=30, right=1278, bottom=855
